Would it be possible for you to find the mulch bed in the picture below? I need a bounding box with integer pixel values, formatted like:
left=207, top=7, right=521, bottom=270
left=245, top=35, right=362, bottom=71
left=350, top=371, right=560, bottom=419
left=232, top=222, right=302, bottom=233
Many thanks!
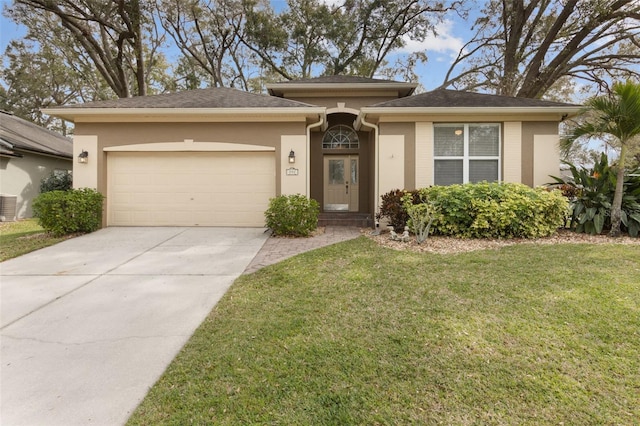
left=366, top=229, right=640, bottom=254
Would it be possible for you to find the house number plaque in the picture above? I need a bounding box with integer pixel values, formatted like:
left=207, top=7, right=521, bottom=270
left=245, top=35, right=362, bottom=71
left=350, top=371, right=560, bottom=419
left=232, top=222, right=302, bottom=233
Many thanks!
left=286, top=167, right=299, bottom=176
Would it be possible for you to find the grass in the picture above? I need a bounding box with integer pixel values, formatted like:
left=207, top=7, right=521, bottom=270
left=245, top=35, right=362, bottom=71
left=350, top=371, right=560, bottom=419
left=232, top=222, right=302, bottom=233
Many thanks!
left=128, top=238, right=640, bottom=425
left=0, top=219, right=69, bottom=261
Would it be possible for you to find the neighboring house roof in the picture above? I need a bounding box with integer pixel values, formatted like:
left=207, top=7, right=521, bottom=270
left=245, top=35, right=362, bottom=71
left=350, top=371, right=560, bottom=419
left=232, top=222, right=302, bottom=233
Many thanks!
left=60, top=87, right=318, bottom=109
left=370, top=89, right=580, bottom=108
left=0, top=111, right=72, bottom=159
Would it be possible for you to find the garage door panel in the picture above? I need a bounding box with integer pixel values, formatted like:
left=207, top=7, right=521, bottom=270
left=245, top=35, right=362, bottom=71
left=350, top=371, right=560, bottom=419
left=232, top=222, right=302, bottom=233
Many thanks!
left=108, top=151, right=275, bottom=227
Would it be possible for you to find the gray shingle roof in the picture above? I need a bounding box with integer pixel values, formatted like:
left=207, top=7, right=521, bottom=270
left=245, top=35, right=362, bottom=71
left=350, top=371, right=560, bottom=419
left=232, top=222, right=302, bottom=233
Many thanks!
left=60, top=87, right=318, bottom=109
left=0, top=111, right=72, bottom=158
left=370, top=89, right=580, bottom=108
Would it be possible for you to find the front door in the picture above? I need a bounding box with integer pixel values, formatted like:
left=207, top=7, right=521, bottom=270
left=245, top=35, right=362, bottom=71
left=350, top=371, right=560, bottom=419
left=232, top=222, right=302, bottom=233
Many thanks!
left=323, top=155, right=359, bottom=211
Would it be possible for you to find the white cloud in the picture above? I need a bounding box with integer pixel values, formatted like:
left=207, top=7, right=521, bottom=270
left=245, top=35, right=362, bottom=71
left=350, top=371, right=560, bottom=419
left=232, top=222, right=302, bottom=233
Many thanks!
left=399, top=20, right=464, bottom=57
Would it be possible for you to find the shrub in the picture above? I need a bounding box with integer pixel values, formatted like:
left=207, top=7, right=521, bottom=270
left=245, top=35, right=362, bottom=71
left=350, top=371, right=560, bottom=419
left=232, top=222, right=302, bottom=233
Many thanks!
left=549, top=153, right=640, bottom=236
left=402, top=192, right=439, bottom=244
left=264, top=194, right=319, bottom=237
left=377, top=189, right=419, bottom=232
left=32, top=188, right=104, bottom=237
left=40, top=171, right=72, bottom=193
left=420, top=182, right=568, bottom=239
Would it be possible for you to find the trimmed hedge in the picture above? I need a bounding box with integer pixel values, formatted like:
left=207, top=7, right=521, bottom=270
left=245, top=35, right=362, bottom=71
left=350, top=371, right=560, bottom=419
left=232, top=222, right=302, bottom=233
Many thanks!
left=32, top=188, right=104, bottom=237
left=265, top=194, right=319, bottom=237
left=420, top=182, right=568, bottom=238
left=379, top=183, right=569, bottom=239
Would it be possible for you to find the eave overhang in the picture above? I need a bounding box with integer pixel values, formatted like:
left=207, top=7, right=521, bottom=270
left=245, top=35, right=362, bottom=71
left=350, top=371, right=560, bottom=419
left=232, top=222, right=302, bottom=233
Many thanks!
left=43, top=107, right=327, bottom=123
left=356, top=106, right=583, bottom=128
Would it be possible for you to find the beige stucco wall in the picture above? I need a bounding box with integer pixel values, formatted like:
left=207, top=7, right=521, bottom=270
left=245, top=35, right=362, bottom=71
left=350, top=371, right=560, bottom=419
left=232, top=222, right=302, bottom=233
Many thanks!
left=73, top=135, right=98, bottom=190
left=286, top=96, right=398, bottom=110
left=521, top=122, right=559, bottom=186
left=0, top=153, right=72, bottom=218
left=380, top=123, right=415, bottom=190
left=415, top=122, right=434, bottom=187
left=533, top=134, right=561, bottom=186
left=503, top=122, right=522, bottom=183
left=74, top=121, right=307, bottom=199
left=378, top=134, right=405, bottom=196
left=280, top=135, right=307, bottom=196
left=380, top=117, right=561, bottom=191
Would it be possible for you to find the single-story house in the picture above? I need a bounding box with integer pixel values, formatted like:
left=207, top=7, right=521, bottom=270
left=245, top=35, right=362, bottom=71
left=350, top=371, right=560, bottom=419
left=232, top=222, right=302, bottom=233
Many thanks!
left=45, top=76, right=581, bottom=228
left=0, top=111, right=73, bottom=219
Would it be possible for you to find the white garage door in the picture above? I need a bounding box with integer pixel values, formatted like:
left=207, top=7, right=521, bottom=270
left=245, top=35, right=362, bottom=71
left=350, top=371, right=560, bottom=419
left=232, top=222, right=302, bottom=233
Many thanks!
left=107, top=151, right=275, bottom=226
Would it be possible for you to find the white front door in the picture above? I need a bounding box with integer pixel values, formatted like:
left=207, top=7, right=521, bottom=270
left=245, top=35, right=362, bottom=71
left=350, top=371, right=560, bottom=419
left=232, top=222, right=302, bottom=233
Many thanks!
left=323, top=155, right=359, bottom=212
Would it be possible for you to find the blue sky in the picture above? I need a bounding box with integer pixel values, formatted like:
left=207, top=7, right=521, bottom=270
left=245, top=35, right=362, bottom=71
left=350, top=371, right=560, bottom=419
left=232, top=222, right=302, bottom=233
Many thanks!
left=0, top=0, right=471, bottom=90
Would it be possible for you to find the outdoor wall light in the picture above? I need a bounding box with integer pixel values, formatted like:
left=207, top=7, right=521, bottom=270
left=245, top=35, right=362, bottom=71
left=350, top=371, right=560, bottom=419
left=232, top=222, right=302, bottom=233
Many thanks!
left=288, top=149, right=296, bottom=163
left=454, top=129, right=463, bottom=136
left=78, top=150, right=89, bottom=164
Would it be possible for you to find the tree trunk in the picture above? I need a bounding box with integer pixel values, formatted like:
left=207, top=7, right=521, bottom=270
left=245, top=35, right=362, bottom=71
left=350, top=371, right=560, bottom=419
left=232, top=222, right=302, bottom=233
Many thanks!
left=609, top=144, right=627, bottom=237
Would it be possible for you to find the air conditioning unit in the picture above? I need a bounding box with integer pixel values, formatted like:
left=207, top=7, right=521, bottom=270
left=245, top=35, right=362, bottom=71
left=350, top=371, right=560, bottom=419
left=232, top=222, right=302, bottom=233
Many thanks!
left=0, top=194, right=17, bottom=222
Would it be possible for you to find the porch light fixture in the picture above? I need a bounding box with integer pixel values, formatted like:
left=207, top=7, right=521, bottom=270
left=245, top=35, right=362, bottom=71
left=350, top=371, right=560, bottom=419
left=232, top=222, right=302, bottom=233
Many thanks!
left=288, top=149, right=295, bottom=163
left=78, top=150, right=89, bottom=164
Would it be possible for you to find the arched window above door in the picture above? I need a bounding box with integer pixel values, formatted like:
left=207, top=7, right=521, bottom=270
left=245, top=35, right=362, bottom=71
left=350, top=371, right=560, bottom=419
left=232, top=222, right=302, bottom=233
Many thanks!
left=322, top=125, right=359, bottom=149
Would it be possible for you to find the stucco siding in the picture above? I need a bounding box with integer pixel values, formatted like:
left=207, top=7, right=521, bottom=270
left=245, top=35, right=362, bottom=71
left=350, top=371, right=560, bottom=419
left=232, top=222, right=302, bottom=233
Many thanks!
left=286, top=96, right=398, bottom=110
left=380, top=123, right=415, bottom=190
left=0, top=154, right=72, bottom=218
left=280, top=135, right=307, bottom=196
left=533, top=134, right=561, bottom=186
left=378, top=134, right=405, bottom=195
left=521, top=122, right=559, bottom=186
left=503, top=122, right=522, bottom=183
left=74, top=121, right=306, bottom=200
left=415, top=122, right=433, bottom=188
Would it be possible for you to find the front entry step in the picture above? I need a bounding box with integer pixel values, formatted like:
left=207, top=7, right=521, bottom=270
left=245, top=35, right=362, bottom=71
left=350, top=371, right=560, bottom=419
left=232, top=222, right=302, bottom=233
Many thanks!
left=318, top=212, right=373, bottom=228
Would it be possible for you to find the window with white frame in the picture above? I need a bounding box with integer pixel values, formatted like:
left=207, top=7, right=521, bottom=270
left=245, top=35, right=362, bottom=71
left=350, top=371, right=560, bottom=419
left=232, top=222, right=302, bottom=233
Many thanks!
left=433, top=123, right=501, bottom=185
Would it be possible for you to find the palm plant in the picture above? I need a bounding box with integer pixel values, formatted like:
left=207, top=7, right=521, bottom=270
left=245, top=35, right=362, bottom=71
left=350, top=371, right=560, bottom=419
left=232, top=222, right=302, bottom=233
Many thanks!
left=562, top=81, right=640, bottom=237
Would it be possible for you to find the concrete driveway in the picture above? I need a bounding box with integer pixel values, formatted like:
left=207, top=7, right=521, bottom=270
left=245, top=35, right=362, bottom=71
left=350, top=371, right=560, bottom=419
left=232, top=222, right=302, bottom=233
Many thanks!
left=0, top=227, right=268, bottom=426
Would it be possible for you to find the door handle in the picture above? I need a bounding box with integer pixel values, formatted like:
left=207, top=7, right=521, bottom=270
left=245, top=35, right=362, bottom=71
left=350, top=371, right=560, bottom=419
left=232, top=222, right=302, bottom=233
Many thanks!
left=345, top=181, right=349, bottom=194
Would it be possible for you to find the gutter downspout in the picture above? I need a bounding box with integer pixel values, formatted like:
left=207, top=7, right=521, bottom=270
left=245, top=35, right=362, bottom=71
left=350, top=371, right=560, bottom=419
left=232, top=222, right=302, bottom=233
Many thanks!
left=306, top=114, right=325, bottom=197
left=356, top=113, right=379, bottom=229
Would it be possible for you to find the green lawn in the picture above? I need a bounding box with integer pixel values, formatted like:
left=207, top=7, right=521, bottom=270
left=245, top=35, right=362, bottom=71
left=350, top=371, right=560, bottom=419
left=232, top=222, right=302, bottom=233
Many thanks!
left=0, top=219, right=69, bottom=262
left=128, top=237, right=640, bottom=425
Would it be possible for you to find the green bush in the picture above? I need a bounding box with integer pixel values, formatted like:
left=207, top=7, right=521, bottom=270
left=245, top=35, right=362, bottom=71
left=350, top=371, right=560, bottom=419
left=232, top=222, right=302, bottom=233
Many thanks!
left=549, top=153, right=640, bottom=236
left=419, top=182, right=568, bottom=239
left=264, top=194, right=319, bottom=237
left=40, top=171, right=72, bottom=193
left=32, top=188, right=104, bottom=237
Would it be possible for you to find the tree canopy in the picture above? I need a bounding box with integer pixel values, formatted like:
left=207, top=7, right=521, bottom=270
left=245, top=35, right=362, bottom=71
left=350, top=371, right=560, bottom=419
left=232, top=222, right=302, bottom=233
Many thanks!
left=439, top=0, right=640, bottom=99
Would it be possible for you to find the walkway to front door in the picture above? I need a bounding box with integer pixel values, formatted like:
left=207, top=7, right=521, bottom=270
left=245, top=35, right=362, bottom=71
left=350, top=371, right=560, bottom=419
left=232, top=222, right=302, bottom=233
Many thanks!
left=324, top=155, right=359, bottom=212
